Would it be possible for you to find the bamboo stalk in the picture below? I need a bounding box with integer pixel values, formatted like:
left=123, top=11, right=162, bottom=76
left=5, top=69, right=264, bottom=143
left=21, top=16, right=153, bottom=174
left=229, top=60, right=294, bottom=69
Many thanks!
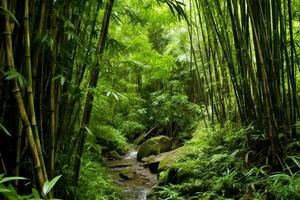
left=1, top=0, right=45, bottom=189
left=50, top=42, right=57, bottom=179
left=73, top=0, right=115, bottom=186
left=14, top=117, right=23, bottom=188
left=24, top=0, right=48, bottom=182
left=32, top=0, right=47, bottom=95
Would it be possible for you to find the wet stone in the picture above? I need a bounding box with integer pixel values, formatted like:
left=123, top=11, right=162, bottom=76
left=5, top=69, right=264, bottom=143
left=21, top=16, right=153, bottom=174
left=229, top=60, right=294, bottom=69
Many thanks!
left=106, top=148, right=158, bottom=200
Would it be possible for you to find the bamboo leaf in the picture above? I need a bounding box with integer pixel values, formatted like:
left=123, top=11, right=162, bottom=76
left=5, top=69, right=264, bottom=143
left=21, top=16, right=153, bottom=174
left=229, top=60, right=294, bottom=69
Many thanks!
left=4, top=69, right=28, bottom=88
left=0, top=176, right=27, bottom=184
left=112, top=92, right=119, bottom=101
left=42, top=175, right=62, bottom=196
left=288, top=156, right=300, bottom=169
left=85, top=126, right=93, bottom=136
left=0, top=123, right=11, bottom=137
left=30, top=188, right=41, bottom=199
left=0, top=188, right=11, bottom=193
left=0, top=6, right=20, bottom=26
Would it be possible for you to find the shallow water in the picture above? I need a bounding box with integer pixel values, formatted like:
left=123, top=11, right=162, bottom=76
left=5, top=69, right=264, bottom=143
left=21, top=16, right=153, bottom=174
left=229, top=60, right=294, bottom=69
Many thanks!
left=107, top=149, right=157, bottom=200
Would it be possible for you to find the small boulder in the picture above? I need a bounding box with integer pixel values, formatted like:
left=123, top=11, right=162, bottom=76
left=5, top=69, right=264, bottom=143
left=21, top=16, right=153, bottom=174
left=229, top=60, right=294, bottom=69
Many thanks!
left=142, top=147, right=185, bottom=173
left=119, top=167, right=136, bottom=180
left=158, top=147, right=185, bottom=172
left=108, top=150, right=122, bottom=160
left=137, top=140, right=160, bottom=161
left=137, top=136, right=172, bottom=161
left=155, top=136, right=172, bottom=152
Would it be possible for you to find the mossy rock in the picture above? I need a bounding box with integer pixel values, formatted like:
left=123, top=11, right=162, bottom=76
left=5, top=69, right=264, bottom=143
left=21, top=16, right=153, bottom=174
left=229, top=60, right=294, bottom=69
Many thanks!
left=137, top=136, right=172, bottom=161
left=137, top=140, right=160, bottom=161
left=154, top=136, right=172, bottom=152
left=158, top=147, right=185, bottom=172
left=119, top=167, right=136, bottom=180
left=108, top=150, right=122, bottom=160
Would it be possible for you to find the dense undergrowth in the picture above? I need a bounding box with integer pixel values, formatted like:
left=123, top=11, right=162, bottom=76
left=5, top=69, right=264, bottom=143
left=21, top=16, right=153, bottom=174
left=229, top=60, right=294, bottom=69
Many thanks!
left=76, top=150, right=121, bottom=200
left=149, top=122, right=300, bottom=200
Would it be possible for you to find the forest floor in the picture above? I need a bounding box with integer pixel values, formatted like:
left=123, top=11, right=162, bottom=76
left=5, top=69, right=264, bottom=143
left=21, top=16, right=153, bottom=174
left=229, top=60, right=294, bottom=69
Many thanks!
left=105, top=148, right=157, bottom=200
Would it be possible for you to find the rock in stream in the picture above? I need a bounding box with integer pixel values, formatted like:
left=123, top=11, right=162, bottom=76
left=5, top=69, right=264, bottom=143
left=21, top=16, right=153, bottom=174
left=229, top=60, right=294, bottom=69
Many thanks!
left=107, top=149, right=157, bottom=200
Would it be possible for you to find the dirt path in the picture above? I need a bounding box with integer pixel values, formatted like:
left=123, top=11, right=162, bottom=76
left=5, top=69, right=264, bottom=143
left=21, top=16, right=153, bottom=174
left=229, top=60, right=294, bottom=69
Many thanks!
left=106, top=149, right=157, bottom=200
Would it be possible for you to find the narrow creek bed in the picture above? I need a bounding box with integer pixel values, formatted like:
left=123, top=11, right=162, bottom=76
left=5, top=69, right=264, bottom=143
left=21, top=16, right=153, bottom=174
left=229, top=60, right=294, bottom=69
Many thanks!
left=106, top=149, right=157, bottom=200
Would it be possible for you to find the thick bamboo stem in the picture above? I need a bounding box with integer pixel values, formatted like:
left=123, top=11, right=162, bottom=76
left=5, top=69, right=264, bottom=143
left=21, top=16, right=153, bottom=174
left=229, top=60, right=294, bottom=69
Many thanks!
left=24, top=0, right=48, bottom=182
left=1, top=0, right=45, bottom=189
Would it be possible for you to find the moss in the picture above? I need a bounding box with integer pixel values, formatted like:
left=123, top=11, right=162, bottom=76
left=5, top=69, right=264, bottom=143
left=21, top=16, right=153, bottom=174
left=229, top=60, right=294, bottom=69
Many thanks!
left=93, top=125, right=129, bottom=155
left=108, top=150, right=122, bottom=160
left=154, top=136, right=172, bottom=152
left=137, top=140, right=160, bottom=161
left=137, top=136, right=172, bottom=161
left=158, top=147, right=185, bottom=172
left=119, top=167, right=136, bottom=180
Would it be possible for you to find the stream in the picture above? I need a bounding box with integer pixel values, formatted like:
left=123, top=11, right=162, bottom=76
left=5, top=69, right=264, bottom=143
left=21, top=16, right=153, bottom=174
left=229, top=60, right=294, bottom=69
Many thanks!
left=107, top=149, right=157, bottom=200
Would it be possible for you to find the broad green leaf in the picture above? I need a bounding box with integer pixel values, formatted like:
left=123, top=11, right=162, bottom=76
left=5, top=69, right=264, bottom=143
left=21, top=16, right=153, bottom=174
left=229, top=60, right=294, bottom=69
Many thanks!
left=42, top=175, right=62, bottom=196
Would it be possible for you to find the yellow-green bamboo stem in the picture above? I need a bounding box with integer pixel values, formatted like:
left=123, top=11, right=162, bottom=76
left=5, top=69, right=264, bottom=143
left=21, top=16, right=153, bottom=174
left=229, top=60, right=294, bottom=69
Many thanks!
left=2, top=0, right=45, bottom=189
left=24, top=0, right=48, bottom=182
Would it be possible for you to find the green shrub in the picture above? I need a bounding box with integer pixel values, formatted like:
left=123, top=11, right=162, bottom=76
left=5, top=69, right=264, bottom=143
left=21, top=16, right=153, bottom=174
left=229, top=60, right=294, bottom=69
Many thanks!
left=93, top=125, right=128, bottom=155
left=77, top=156, right=121, bottom=200
left=147, top=88, right=201, bottom=139
left=150, top=123, right=259, bottom=199
left=119, top=121, right=146, bottom=140
left=151, top=122, right=300, bottom=199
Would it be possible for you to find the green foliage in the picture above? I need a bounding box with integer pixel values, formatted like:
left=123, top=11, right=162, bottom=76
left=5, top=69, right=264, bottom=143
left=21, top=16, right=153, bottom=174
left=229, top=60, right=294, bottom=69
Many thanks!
left=77, top=156, right=120, bottom=200
left=148, top=83, right=201, bottom=138
left=267, top=173, right=300, bottom=199
left=154, top=185, right=185, bottom=200
left=0, top=6, right=20, bottom=26
left=4, top=69, right=28, bottom=88
left=151, top=122, right=300, bottom=199
left=0, top=174, right=61, bottom=200
left=33, top=32, right=55, bottom=50
left=119, top=121, right=146, bottom=140
left=0, top=175, right=28, bottom=200
left=92, top=125, right=128, bottom=155
left=157, top=0, right=187, bottom=21
left=42, top=175, right=62, bottom=197
left=0, top=122, right=11, bottom=137
left=0, top=174, right=27, bottom=185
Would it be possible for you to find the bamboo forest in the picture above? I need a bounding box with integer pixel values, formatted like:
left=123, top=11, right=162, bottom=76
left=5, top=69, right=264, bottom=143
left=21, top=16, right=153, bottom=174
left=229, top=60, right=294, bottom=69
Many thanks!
left=1, top=0, right=300, bottom=199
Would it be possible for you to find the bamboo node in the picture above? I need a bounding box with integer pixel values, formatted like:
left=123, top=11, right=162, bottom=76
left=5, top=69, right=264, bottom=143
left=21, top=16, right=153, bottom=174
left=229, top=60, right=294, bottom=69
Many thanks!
left=12, top=88, right=20, bottom=94
left=2, top=32, right=13, bottom=35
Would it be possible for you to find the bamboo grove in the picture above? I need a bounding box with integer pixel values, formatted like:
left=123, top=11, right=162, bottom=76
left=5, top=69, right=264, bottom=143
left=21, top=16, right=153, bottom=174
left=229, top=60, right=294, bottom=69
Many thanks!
left=0, top=0, right=187, bottom=198
left=1, top=0, right=300, bottom=198
left=187, top=0, right=300, bottom=167
left=0, top=0, right=116, bottom=198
